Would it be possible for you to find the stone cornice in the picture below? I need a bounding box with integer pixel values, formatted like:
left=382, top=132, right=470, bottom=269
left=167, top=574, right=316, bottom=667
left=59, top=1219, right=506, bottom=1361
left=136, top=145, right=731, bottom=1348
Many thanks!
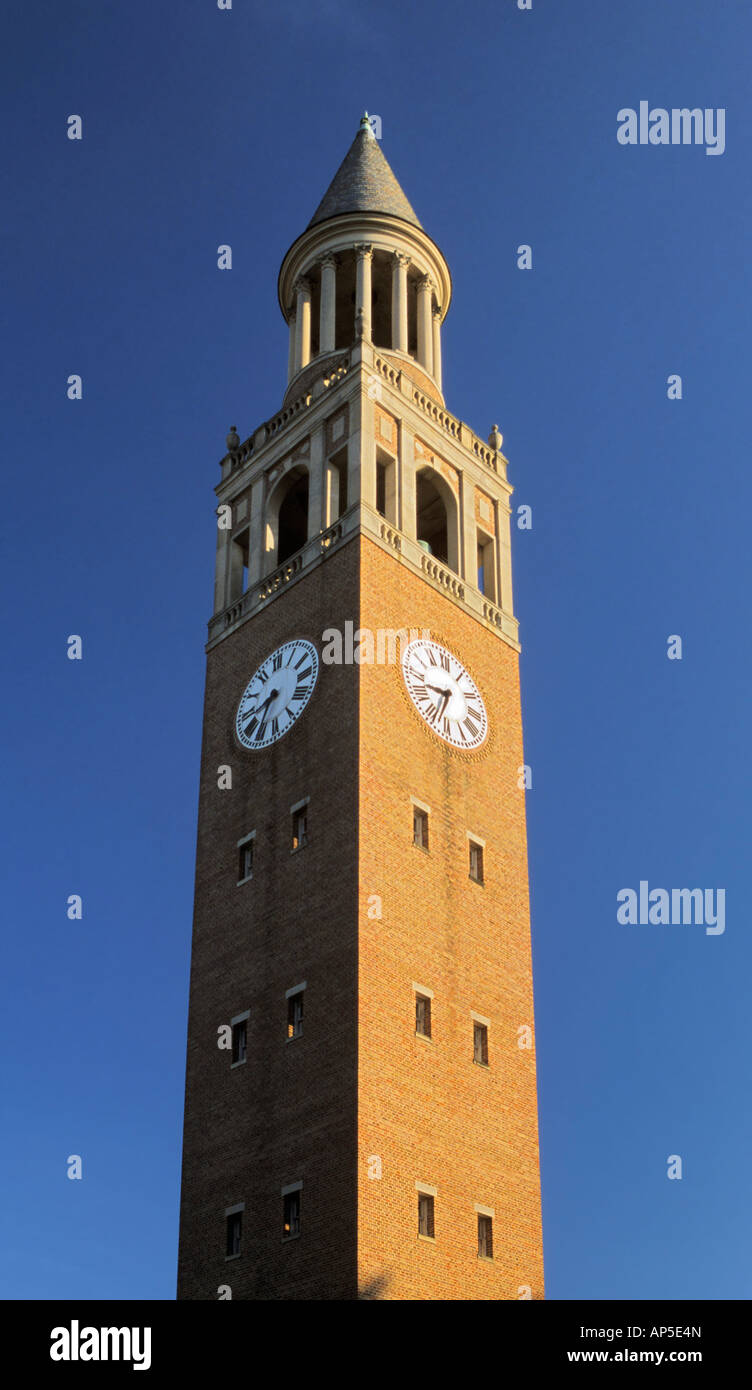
left=215, top=347, right=511, bottom=505
left=206, top=501, right=520, bottom=654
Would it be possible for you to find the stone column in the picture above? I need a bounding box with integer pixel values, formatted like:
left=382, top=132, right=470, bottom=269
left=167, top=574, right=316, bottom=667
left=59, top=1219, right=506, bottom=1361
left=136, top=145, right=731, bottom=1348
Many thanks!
left=346, top=379, right=364, bottom=506
left=391, top=252, right=409, bottom=353
left=460, top=473, right=476, bottom=585
left=498, top=499, right=515, bottom=616
left=247, top=475, right=265, bottom=586
left=294, top=277, right=312, bottom=372
left=417, top=276, right=434, bottom=375
left=319, top=256, right=337, bottom=355
left=324, top=462, right=340, bottom=526
left=287, top=309, right=296, bottom=383
left=354, top=244, right=373, bottom=341
left=432, top=306, right=443, bottom=391
left=400, top=428, right=417, bottom=538
left=213, top=520, right=232, bottom=614
left=308, top=426, right=325, bottom=537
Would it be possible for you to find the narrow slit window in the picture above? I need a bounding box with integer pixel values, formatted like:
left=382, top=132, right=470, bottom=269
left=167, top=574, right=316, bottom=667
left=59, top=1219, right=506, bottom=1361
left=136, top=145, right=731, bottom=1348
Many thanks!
left=478, top=1214, right=494, bottom=1260
left=292, top=807, right=308, bottom=851
left=413, top=807, right=429, bottom=850
left=232, top=1019, right=247, bottom=1065
left=418, top=1192, right=435, bottom=1239
left=473, top=1022, right=489, bottom=1066
left=226, top=1212, right=242, bottom=1257
left=287, top=991, right=304, bottom=1040
left=415, top=993, right=432, bottom=1039
left=283, top=1190, right=301, bottom=1239
left=469, top=840, right=484, bottom=884
left=238, top=839, right=254, bottom=882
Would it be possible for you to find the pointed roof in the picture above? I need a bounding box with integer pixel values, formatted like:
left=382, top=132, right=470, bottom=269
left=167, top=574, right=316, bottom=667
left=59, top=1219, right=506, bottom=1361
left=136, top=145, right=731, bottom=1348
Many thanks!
left=307, top=114, right=422, bottom=230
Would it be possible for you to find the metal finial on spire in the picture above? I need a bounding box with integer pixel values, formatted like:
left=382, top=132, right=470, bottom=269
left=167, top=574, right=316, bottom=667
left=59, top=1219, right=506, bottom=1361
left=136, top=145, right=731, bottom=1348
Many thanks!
left=307, top=117, right=422, bottom=229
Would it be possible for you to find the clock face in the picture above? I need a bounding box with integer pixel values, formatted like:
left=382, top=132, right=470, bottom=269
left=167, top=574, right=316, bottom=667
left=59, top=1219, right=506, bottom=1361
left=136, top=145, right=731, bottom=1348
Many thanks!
left=402, top=639, right=488, bottom=750
left=236, top=639, right=319, bottom=750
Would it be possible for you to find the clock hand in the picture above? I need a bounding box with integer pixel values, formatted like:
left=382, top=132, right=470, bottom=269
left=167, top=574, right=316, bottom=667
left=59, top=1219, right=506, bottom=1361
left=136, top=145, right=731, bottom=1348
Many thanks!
left=424, top=683, right=452, bottom=716
left=243, top=688, right=279, bottom=727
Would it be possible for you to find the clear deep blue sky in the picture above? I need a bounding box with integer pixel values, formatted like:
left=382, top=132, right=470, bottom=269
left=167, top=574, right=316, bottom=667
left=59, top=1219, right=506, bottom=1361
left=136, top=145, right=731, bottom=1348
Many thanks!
left=3, top=0, right=750, bottom=1301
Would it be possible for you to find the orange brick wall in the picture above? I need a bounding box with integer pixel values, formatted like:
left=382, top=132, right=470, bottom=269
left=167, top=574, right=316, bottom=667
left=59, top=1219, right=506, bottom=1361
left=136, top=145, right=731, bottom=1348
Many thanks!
left=177, top=532, right=543, bottom=1301
left=356, top=536, right=543, bottom=1300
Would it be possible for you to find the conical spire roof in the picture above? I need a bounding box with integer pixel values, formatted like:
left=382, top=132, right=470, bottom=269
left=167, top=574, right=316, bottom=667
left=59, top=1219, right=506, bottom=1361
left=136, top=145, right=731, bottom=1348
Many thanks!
left=307, top=114, right=422, bottom=230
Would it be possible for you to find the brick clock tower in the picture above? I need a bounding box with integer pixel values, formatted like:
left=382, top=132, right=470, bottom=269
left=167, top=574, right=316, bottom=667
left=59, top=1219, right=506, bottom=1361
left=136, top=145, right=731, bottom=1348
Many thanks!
left=177, top=116, right=544, bottom=1301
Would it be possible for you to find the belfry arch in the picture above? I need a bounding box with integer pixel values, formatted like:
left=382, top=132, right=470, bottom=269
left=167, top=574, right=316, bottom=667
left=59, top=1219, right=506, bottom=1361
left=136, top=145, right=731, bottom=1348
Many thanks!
left=415, top=466, right=459, bottom=574
left=265, top=465, right=310, bottom=572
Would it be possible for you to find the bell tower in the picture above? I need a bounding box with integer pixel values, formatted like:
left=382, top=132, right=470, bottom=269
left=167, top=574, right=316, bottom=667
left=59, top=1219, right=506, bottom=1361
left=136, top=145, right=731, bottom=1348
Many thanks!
left=177, top=116, right=543, bottom=1301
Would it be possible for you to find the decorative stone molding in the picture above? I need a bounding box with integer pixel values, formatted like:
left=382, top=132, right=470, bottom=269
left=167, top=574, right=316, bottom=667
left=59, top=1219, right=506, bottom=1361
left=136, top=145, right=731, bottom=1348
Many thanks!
left=421, top=553, right=465, bottom=599
left=379, top=523, right=401, bottom=551
left=320, top=521, right=343, bottom=550
left=258, top=554, right=304, bottom=602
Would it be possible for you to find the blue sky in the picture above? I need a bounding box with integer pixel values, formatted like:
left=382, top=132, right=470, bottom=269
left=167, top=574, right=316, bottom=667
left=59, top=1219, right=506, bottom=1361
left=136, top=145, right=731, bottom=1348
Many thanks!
left=2, top=0, right=749, bottom=1300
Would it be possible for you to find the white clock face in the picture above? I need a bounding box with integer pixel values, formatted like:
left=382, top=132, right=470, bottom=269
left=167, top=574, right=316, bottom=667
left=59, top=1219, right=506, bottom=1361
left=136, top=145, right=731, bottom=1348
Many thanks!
left=402, top=639, right=488, bottom=750
left=236, top=639, right=318, bottom=749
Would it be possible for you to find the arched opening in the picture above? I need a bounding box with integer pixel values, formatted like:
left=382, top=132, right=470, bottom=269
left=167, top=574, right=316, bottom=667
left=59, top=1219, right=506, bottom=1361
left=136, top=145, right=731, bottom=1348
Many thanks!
left=416, top=471, right=449, bottom=565
left=277, top=473, right=309, bottom=565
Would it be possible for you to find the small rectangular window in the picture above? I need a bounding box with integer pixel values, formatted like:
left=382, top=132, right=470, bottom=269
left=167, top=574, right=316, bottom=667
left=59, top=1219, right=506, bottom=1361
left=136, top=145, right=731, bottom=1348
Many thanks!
left=283, top=1190, right=301, bottom=1239
left=232, top=1019, right=247, bottom=1065
left=292, top=808, right=308, bottom=851
left=238, top=840, right=254, bottom=882
left=415, top=993, right=432, bottom=1039
left=418, top=1192, right=435, bottom=1239
left=473, top=1021, right=489, bottom=1066
left=413, top=808, right=429, bottom=850
left=226, top=1212, right=242, bottom=1257
left=478, top=1214, right=494, bottom=1260
left=469, top=840, right=484, bottom=884
left=287, top=991, right=304, bottom=1040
